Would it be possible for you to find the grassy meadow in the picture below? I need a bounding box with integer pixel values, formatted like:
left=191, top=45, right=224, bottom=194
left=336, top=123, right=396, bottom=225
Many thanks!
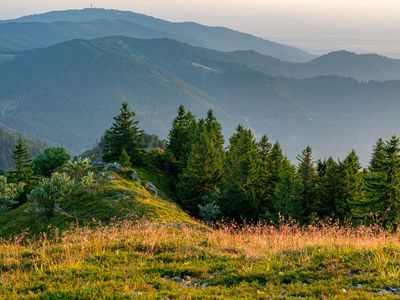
left=1, top=220, right=400, bottom=299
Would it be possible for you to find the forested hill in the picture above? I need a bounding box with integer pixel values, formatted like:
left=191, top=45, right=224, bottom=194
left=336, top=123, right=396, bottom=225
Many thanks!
left=0, top=8, right=313, bottom=63
left=1, top=36, right=400, bottom=162
left=0, top=125, right=45, bottom=169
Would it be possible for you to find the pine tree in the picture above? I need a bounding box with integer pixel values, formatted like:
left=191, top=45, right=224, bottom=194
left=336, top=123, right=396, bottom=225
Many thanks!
left=218, top=126, right=261, bottom=220
left=274, top=162, right=302, bottom=221
left=339, top=150, right=364, bottom=221
left=365, top=136, right=400, bottom=229
left=177, top=120, right=223, bottom=215
left=165, top=105, right=197, bottom=176
left=10, top=136, right=35, bottom=195
left=257, top=135, right=274, bottom=219
left=297, top=146, right=317, bottom=223
left=315, top=157, right=340, bottom=218
left=119, top=148, right=132, bottom=168
left=102, top=102, right=143, bottom=165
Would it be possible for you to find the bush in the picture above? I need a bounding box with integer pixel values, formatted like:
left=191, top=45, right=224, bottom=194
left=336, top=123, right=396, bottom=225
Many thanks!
left=63, top=158, right=91, bottom=178
left=33, top=147, right=70, bottom=177
left=28, top=172, right=74, bottom=218
left=199, top=199, right=221, bottom=223
left=0, top=176, right=24, bottom=214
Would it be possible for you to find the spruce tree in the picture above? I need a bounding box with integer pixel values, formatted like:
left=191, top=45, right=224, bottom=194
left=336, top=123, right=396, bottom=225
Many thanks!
left=297, top=146, right=317, bottom=223
left=273, top=158, right=302, bottom=221
left=365, top=136, right=400, bottom=229
left=102, top=102, right=143, bottom=165
left=177, top=119, right=223, bottom=215
left=315, top=157, right=340, bottom=218
left=218, top=126, right=261, bottom=220
left=165, top=105, right=197, bottom=176
left=257, top=135, right=274, bottom=219
left=339, top=150, right=364, bottom=221
left=119, top=148, right=132, bottom=168
left=10, top=136, right=34, bottom=195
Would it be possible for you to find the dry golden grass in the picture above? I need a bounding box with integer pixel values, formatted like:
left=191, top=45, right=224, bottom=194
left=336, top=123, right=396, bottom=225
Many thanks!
left=1, top=221, right=400, bottom=298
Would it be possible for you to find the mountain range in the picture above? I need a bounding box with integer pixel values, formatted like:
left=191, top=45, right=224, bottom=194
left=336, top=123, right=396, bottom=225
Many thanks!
left=0, top=8, right=313, bottom=63
left=1, top=35, right=400, bottom=163
left=1, top=9, right=400, bottom=164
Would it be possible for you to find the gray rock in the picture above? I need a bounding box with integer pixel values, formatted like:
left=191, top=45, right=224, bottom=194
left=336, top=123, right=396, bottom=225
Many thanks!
left=103, top=162, right=122, bottom=172
left=131, top=171, right=139, bottom=181
left=146, top=181, right=158, bottom=195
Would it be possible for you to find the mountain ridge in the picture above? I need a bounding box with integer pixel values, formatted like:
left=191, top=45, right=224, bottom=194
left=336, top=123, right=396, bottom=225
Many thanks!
left=0, top=8, right=314, bottom=62
left=1, top=36, right=400, bottom=163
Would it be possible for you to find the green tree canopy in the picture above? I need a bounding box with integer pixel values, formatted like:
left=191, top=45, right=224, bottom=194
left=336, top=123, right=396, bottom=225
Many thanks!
left=102, top=102, right=143, bottom=165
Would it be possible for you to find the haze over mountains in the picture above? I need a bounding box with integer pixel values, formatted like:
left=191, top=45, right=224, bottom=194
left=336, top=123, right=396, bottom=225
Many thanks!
left=0, top=8, right=313, bottom=63
left=1, top=8, right=400, bottom=164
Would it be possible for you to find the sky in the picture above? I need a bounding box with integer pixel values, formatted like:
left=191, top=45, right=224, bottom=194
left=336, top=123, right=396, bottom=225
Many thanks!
left=1, top=0, right=400, bottom=57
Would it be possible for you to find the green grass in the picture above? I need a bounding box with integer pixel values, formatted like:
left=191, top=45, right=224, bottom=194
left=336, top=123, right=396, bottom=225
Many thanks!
left=1, top=221, right=400, bottom=299
left=0, top=171, right=195, bottom=237
left=0, top=170, right=399, bottom=299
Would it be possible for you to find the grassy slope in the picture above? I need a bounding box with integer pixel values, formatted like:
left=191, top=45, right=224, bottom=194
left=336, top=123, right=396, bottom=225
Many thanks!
left=0, top=172, right=195, bottom=237
left=0, top=171, right=399, bottom=298
left=1, top=222, right=400, bottom=298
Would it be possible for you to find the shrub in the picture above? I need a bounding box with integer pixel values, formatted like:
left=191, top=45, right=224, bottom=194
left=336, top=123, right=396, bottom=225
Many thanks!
left=28, top=172, right=74, bottom=218
left=33, top=147, right=70, bottom=177
left=0, top=176, right=24, bottom=214
left=199, top=200, right=221, bottom=223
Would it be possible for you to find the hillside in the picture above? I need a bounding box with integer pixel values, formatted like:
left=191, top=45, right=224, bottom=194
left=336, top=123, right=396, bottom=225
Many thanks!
left=0, top=169, right=196, bottom=237
left=1, top=216, right=399, bottom=298
left=0, top=8, right=314, bottom=63
left=232, top=50, right=400, bottom=81
left=2, top=37, right=400, bottom=162
left=0, top=125, right=46, bottom=169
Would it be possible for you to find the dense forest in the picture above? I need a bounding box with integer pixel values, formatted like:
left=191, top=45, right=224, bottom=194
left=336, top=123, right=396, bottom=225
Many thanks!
left=2, top=102, right=399, bottom=231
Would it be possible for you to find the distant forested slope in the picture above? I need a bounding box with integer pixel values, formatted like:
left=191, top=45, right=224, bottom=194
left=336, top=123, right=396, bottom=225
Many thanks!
left=0, top=125, right=46, bottom=169
left=1, top=37, right=400, bottom=162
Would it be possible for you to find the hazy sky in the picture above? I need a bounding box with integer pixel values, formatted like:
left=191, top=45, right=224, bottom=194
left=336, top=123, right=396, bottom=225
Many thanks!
left=1, top=0, right=400, bottom=57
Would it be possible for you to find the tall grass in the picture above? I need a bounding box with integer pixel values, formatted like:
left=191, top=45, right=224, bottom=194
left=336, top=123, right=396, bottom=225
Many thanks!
left=1, top=221, right=399, bottom=298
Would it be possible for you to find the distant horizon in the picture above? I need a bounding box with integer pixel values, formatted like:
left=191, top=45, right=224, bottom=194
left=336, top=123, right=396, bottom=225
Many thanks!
left=1, top=1, right=400, bottom=58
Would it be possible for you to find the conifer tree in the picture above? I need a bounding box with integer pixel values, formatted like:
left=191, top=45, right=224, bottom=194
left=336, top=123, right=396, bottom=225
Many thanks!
left=119, top=148, right=132, bottom=168
left=257, top=135, right=274, bottom=219
left=177, top=119, right=223, bottom=215
left=365, top=136, right=400, bottom=229
left=315, top=157, right=340, bottom=218
left=274, top=162, right=302, bottom=221
left=10, top=136, right=34, bottom=195
left=297, top=146, right=317, bottom=223
left=165, top=105, right=197, bottom=176
left=339, top=150, right=364, bottom=220
left=218, top=126, right=261, bottom=220
left=102, top=102, right=143, bottom=165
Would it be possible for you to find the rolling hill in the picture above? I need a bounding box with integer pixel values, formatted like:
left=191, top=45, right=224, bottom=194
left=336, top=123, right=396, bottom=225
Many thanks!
left=231, top=50, right=400, bottom=81
left=1, top=36, right=400, bottom=163
left=0, top=8, right=314, bottom=63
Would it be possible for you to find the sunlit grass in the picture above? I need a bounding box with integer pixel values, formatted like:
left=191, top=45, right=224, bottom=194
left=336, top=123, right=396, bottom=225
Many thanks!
left=0, top=221, right=399, bottom=298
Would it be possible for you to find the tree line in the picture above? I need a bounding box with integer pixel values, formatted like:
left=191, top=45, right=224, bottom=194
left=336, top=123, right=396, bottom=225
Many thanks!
left=3, top=102, right=400, bottom=230
left=101, top=103, right=400, bottom=230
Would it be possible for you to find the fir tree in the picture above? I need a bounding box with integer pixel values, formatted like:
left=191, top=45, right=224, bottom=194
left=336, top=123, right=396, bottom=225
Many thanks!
left=257, top=135, right=274, bottom=219
left=102, top=102, right=143, bottom=165
left=165, top=105, right=197, bottom=176
left=218, top=126, right=261, bottom=220
left=366, top=136, right=400, bottom=229
left=119, top=148, right=132, bottom=168
left=339, top=150, right=364, bottom=221
left=10, top=136, right=35, bottom=195
left=177, top=120, right=223, bottom=215
left=315, top=157, right=340, bottom=218
left=274, top=162, right=302, bottom=221
left=297, top=146, right=317, bottom=223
